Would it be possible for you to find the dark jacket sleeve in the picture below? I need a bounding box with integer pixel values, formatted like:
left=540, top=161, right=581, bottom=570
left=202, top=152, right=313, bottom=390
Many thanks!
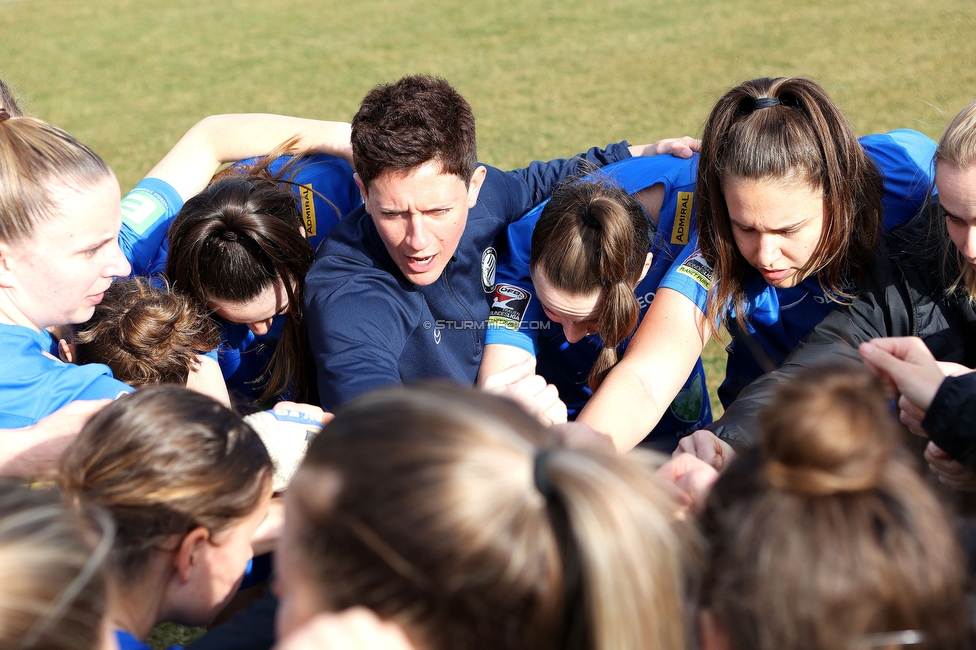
left=923, top=373, right=976, bottom=469
left=506, top=143, right=632, bottom=217
left=706, top=240, right=911, bottom=451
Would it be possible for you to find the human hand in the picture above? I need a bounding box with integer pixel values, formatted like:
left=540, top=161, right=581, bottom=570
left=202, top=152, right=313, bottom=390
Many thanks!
left=273, top=608, right=416, bottom=650
left=656, top=452, right=719, bottom=516
left=272, top=401, right=334, bottom=426
left=674, top=429, right=736, bottom=471
left=925, top=441, right=976, bottom=491
left=859, top=337, right=944, bottom=410
left=481, top=357, right=568, bottom=425
left=897, top=395, right=929, bottom=438
left=628, top=137, right=701, bottom=159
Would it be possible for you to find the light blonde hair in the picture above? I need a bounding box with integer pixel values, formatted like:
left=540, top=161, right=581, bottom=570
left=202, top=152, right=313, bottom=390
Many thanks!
left=0, top=481, right=112, bottom=650
left=0, top=112, right=111, bottom=245
left=936, top=98, right=976, bottom=300
left=289, top=384, right=696, bottom=650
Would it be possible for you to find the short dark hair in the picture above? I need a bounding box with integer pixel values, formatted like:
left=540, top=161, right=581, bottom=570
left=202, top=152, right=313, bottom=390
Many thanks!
left=351, top=74, right=478, bottom=190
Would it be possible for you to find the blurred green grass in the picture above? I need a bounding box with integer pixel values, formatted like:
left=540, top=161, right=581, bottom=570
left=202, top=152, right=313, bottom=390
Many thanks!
left=3, top=0, right=974, bottom=645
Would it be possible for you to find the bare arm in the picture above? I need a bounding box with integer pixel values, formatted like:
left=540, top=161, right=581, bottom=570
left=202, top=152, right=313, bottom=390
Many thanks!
left=477, top=343, right=534, bottom=387
left=185, top=354, right=231, bottom=408
left=0, top=400, right=109, bottom=480
left=578, top=287, right=710, bottom=451
left=145, top=114, right=353, bottom=202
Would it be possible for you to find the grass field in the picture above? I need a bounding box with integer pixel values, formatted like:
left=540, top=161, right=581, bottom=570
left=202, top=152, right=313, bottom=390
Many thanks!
left=3, top=0, right=975, bottom=646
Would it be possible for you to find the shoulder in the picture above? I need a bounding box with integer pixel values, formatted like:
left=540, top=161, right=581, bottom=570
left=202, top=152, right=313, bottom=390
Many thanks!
left=0, top=325, right=131, bottom=426
left=121, top=177, right=185, bottom=237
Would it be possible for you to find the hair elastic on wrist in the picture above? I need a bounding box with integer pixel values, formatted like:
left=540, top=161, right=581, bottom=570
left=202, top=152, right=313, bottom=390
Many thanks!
left=753, top=97, right=781, bottom=110
left=580, top=204, right=601, bottom=230
left=533, top=449, right=555, bottom=499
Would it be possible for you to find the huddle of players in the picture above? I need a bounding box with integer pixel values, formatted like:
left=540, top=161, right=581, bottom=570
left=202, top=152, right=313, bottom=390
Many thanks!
left=3, top=71, right=976, bottom=649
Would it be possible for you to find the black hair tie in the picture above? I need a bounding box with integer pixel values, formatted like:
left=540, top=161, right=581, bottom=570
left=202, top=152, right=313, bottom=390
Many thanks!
left=220, top=231, right=239, bottom=242
left=0, top=108, right=10, bottom=124
left=534, top=449, right=555, bottom=499
left=753, top=97, right=781, bottom=110
left=580, top=204, right=601, bottom=230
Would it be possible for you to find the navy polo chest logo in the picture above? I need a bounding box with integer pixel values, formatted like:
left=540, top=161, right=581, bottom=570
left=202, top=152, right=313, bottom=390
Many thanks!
left=481, top=247, right=497, bottom=293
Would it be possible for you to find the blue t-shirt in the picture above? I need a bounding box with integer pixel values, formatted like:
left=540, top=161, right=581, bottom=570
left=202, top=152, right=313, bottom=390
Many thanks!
left=119, top=155, right=360, bottom=404
left=485, top=155, right=710, bottom=449
left=0, top=323, right=132, bottom=428
left=659, top=129, right=937, bottom=406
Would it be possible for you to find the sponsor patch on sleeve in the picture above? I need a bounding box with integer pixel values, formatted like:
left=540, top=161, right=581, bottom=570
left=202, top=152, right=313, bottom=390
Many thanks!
left=670, top=191, right=693, bottom=245
left=675, top=250, right=713, bottom=290
left=120, top=189, right=168, bottom=236
left=488, top=283, right=531, bottom=330
left=299, top=184, right=316, bottom=237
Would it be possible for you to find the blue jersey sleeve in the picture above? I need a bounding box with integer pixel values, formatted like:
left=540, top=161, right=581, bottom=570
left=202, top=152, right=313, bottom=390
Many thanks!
left=658, top=233, right=710, bottom=316
left=507, top=143, right=632, bottom=219
left=859, top=129, right=937, bottom=231
left=236, top=154, right=362, bottom=251
left=119, top=177, right=185, bottom=277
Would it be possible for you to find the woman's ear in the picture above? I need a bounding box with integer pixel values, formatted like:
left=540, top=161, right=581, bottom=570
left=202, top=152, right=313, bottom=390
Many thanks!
left=0, top=241, right=16, bottom=288
left=174, top=526, right=211, bottom=584
left=699, top=608, right=733, bottom=650
left=638, top=252, right=654, bottom=283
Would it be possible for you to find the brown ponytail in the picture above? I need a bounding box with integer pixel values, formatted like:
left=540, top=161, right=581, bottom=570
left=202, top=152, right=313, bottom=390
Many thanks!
left=530, top=180, right=650, bottom=389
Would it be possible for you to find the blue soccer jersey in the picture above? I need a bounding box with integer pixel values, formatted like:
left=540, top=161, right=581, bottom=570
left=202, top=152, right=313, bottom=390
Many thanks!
left=659, top=129, right=937, bottom=406
left=0, top=323, right=132, bottom=428
left=119, top=154, right=360, bottom=403
left=485, top=155, right=711, bottom=449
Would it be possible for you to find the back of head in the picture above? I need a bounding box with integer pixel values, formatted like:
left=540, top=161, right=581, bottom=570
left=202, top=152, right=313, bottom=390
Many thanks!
left=166, top=174, right=315, bottom=402
left=288, top=384, right=694, bottom=650
left=696, top=77, right=884, bottom=333
left=351, top=74, right=478, bottom=190
left=530, top=180, right=651, bottom=389
left=0, top=78, right=25, bottom=117
left=0, top=111, right=110, bottom=245
left=700, top=365, right=967, bottom=650
left=58, top=386, right=272, bottom=585
left=74, top=277, right=221, bottom=387
left=167, top=175, right=312, bottom=306
left=0, top=481, right=111, bottom=650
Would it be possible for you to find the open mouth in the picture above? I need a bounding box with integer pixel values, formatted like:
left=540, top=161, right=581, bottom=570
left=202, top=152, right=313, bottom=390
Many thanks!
left=405, top=254, right=437, bottom=273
